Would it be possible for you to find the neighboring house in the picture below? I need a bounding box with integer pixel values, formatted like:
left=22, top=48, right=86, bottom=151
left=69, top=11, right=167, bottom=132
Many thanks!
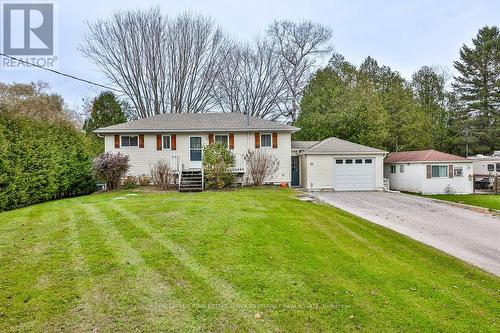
left=468, top=152, right=500, bottom=175
left=291, top=138, right=387, bottom=191
left=95, top=113, right=387, bottom=191
left=384, top=150, right=473, bottom=194
left=95, top=113, right=297, bottom=187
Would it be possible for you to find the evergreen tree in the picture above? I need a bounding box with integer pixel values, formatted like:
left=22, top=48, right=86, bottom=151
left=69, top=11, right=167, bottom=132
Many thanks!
left=83, top=91, right=127, bottom=135
left=453, top=26, right=500, bottom=154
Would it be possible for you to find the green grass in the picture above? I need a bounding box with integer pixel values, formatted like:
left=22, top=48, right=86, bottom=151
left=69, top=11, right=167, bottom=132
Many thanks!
left=0, top=188, right=499, bottom=332
left=424, top=194, right=500, bottom=210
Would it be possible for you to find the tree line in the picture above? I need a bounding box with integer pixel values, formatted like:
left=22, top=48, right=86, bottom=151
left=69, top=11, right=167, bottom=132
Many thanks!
left=295, top=26, right=499, bottom=155
left=81, top=8, right=332, bottom=121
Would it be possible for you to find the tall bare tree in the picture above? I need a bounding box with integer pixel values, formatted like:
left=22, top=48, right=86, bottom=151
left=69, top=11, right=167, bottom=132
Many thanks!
left=215, top=39, right=286, bottom=119
left=267, top=20, right=333, bottom=121
left=165, top=12, right=230, bottom=114
left=81, top=9, right=229, bottom=118
left=81, top=8, right=167, bottom=118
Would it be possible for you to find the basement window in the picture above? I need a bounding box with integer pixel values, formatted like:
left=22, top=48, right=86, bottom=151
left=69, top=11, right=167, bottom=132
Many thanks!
left=121, top=135, right=138, bottom=147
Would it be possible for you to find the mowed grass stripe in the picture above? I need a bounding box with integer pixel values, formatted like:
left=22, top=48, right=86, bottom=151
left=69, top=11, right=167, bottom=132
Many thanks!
left=75, top=202, right=198, bottom=332
left=0, top=203, right=83, bottom=332
left=108, top=201, right=279, bottom=333
left=112, top=192, right=433, bottom=331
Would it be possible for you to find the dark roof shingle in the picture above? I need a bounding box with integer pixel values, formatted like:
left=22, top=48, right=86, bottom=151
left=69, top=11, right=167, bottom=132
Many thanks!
left=94, top=113, right=298, bottom=133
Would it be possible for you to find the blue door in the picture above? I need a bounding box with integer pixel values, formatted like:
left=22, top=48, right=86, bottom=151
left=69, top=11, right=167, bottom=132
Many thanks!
left=291, top=156, right=300, bottom=186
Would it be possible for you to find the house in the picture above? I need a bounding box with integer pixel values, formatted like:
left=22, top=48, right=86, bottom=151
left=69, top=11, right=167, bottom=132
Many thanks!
left=95, top=113, right=297, bottom=190
left=292, top=138, right=387, bottom=191
left=468, top=152, right=500, bottom=175
left=384, top=150, right=473, bottom=194
left=95, top=113, right=387, bottom=191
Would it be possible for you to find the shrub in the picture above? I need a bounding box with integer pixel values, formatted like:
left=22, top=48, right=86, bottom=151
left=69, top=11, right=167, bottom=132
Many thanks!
left=137, top=175, right=151, bottom=186
left=122, top=175, right=137, bottom=189
left=243, top=149, right=280, bottom=186
left=0, top=111, right=95, bottom=211
left=150, top=160, right=174, bottom=190
left=93, top=152, right=129, bottom=190
left=202, top=142, right=235, bottom=190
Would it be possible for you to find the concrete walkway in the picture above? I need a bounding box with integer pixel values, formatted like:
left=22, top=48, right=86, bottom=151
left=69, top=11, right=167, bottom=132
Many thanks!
left=314, top=191, right=500, bottom=276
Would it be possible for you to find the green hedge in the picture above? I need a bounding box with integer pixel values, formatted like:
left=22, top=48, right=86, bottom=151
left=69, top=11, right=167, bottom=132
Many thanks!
left=0, top=112, right=95, bottom=211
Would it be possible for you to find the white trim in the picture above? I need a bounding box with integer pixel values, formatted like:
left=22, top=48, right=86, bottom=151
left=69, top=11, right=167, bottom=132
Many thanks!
left=189, top=135, right=203, bottom=169
left=121, top=135, right=138, bottom=147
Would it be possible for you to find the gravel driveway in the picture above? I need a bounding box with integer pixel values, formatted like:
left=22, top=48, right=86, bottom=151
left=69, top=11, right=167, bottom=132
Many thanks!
left=314, top=191, right=500, bottom=276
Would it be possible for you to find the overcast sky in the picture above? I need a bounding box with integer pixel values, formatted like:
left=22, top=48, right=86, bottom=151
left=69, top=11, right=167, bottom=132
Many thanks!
left=1, top=0, right=498, bottom=112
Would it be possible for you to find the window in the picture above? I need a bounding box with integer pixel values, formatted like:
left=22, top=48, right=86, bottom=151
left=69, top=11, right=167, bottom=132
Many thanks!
left=496, top=163, right=500, bottom=172
left=431, top=165, right=448, bottom=178
left=121, top=135, right=138, bottom=147
left=487, top=164, right=494, bottom=171
left=399, top=165, right=404, bottom=173
left=454, top=167, right=463, bottom=177
left=365, top=159, right=372, bottom=164
left=345, top=159, right=353, bottom=164
left=355, top=159, right=363, bottom=164
left=261, top=134, right=272, bottom=148
left=214, top=134, right=228, bottom=147
left=162, top=135, right=171, bottom=149
left=390, top=165, right=396, bottom=173
left=336, top=159, right=343, bottom=164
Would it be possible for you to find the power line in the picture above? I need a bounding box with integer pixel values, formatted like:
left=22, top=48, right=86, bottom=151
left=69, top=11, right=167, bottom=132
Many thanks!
left=0, top=53, right=123, bottom=93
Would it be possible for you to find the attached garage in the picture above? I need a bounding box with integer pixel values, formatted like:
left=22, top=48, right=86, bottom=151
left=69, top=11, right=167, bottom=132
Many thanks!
left=291, top=137, right=387, bottom=191
left=333, top=157, right=375, bottom=191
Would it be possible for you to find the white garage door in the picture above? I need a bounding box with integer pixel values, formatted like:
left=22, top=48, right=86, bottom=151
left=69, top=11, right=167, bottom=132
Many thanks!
left=333, top=158, right=375, bottom=191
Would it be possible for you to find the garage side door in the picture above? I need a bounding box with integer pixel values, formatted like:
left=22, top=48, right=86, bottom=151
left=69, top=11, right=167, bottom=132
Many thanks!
left=334, top=158, right=375, bottom=191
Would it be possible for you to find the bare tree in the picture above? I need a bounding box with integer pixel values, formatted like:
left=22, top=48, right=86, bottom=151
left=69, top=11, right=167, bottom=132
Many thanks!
left=267, top=20, right=333, bottom=121
left=166, top=12, right=230, bottom=114
left=81, top=8, right=168, bottom=118
left=215, top=39, right=287, bottom=119
left=81, top=9, right=229, bottom=118
left=243, top=149, right=280, bottom=186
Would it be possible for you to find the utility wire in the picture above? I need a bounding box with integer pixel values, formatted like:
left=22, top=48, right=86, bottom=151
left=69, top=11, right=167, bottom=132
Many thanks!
left=0, top=53, right=123, bottom=93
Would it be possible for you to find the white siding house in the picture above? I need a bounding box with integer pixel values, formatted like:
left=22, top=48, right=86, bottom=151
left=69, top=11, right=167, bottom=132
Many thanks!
left=384, top=150, right=474, bottom=194
left=96, top=113, right=296, bottom=185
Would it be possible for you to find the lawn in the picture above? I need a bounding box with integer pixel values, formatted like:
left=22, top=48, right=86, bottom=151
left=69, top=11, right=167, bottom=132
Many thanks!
left=0, top=188, right=498, bottom=332
left=424, top=194, right=500, bottom=210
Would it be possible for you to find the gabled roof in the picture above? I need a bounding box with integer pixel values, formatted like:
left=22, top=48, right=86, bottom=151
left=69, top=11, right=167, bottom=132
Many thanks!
left=385, top=150, right=469, bottom=163
left=291, top=141, right=320, bottom=150
left=94, top=113, right=298, bottom=133
left=298, top=137, right=386, bottom=154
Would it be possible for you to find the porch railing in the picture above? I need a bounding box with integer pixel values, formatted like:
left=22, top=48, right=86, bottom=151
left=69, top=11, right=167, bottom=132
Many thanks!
left=229, top=154, right=245, bottom=173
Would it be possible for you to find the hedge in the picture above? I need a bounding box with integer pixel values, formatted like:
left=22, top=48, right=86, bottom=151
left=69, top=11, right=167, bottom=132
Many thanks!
left=0, top=112, right=95, bottom=211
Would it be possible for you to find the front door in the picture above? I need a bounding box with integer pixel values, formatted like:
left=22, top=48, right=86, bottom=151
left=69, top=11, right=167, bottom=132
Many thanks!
left=291, top=156, right=300, bottom=186
left=189, top=137, right=202, bottom=169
